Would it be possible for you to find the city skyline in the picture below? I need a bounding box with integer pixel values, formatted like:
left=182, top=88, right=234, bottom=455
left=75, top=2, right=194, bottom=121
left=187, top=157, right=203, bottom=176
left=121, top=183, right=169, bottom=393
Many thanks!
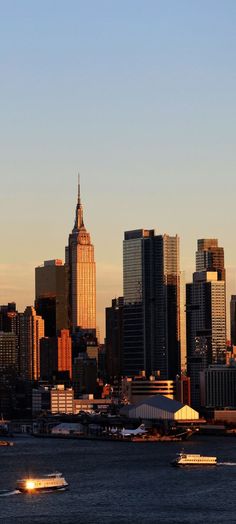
left=0, top=177, right=234, bottom=340
left=1, top=2, right=236, bottom=338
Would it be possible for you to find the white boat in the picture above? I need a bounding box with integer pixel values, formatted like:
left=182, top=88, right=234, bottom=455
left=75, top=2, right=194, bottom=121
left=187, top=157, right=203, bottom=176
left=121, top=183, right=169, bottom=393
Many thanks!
left=16, top=472, right=68, bottom=492
left=172, top=452, right=217, bottom=467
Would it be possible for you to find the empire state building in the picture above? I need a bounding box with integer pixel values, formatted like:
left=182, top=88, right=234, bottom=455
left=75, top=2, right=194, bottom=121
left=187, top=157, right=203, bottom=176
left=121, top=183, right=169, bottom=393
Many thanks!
left=66, top=180, right=96, bottom=333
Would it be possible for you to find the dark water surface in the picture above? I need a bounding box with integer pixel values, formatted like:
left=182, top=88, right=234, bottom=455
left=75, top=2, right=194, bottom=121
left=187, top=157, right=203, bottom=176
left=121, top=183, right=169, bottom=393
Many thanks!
left=0, top=435, right=236, bottom=523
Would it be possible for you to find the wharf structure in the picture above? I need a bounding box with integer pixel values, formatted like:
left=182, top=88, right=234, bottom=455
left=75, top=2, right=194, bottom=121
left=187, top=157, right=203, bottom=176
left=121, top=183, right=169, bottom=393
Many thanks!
left=120, top=394, right=199, bottom=422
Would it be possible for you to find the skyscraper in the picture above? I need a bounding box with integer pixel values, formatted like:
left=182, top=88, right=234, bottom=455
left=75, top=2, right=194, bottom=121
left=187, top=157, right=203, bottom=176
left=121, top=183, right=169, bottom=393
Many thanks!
left=35, top=259, right=68, bottom=337
left=40, top=329, right=72, bottom=381
left=122, top=229, right=180, bottom=379
left=0, top=332, right=18, bottom=373
left=19, top=306, right=44, bottom=380
left=196, top=239, right=225, bottom=280
left=230, top=295, right=236, bottom=346
left=186, top=239, right=226, bottom=408
left=66, top=179, right=96, bottom=333
left=105, top=297, right=124, bottom=380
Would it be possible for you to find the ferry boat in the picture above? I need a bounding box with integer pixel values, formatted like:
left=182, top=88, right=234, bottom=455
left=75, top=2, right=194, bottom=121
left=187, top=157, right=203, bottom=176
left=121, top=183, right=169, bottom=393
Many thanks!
left=172, top=452, right=217, bottom=467
left=16, top=472, right=68, bottom=493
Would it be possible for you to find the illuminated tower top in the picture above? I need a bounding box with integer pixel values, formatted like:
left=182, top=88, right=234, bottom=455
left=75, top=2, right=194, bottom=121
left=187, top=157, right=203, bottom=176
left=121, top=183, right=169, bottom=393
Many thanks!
left=66, top=176, right=96, bottom=332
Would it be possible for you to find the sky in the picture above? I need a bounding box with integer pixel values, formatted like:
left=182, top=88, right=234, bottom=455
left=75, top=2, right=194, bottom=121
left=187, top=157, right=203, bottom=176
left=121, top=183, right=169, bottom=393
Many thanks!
left=1, top=1, right=236, bottom=339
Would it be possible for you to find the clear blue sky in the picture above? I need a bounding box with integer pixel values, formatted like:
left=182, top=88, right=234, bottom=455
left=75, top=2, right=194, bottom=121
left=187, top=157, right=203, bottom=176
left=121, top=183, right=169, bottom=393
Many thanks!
left=1, top=1, right=236, bottom=337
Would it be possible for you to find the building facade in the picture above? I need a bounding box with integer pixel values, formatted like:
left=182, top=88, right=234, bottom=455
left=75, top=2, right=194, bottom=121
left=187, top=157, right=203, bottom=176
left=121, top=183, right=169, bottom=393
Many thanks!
left=40, top=329, right=72, bottom=381
left=186, top=239, right=226, bottom=409
left=230, top=295, right=236, bottom=346
left=35, top=259, right=68, bottom=337
left=122, top=229, right=180, bottom=379
left=200, top=365, right=236, bottom=409
left=0, top=303, right=19, bottom=334
left=121, top=375, right=174, bottom=403
left=50, top=385, right=74, bottom=414
left=19, top=306, right=44, bottom=380
left=105, top=297, right=124, bottom=380
left=66, top=180, right=96, bottom=333
left=0, top=332, right=18, bottom=373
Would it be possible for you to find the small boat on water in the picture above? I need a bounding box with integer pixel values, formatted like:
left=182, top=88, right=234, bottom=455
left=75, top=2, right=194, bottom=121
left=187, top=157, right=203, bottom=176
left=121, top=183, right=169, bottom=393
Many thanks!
left=16, top=472, right=68, bottom=493
left=0, top=440, right=13, bottom=446
left=172, top=452, right=217, bottom=467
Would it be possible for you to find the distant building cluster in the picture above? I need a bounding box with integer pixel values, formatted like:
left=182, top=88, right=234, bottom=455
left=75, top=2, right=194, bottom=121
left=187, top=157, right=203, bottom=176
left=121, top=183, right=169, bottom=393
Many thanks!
left=1, top=180, right=236, bottom=423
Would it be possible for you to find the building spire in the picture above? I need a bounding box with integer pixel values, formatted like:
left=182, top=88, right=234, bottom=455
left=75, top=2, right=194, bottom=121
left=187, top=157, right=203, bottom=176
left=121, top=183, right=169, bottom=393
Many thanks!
left=73, top=173, right=84, bottom=231
left=78, top=172, right=81, bottom=204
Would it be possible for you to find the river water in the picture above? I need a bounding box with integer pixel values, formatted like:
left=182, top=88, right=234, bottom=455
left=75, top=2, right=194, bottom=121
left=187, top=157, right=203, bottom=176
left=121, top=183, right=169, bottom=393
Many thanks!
left=0, top=435, right=236, bottom=523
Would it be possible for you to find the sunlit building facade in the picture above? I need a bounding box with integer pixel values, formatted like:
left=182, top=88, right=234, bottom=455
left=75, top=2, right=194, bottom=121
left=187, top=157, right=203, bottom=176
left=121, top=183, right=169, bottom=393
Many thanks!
left=66, top=180, right=96, bottom=333
left=19, top=306, right=44, bottom=380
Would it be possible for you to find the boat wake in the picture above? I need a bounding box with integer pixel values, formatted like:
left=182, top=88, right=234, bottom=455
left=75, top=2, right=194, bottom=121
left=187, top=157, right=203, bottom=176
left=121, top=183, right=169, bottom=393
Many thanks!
left=218, top=462, right=236, bottom=466
left=0, top=490, right=20, bottom=497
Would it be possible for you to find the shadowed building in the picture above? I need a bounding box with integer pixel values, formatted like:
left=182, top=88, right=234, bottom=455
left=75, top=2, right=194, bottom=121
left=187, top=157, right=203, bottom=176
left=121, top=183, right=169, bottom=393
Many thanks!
left=35, top=259, right=68, bottom=337
left=230, top=295, right=236, bottom=346
left=122, top=229, right=180, bottom=379
left=0, top=332, right=18, bottom=373
left=0, top=303, right=19, bottom=335
left=187, top=239, right=226, bottom=409
left=105, top=297, right=124, bottom=380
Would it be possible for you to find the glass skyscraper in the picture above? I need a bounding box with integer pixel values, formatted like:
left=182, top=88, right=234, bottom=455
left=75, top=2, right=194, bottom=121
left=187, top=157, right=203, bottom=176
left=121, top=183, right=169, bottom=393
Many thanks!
left=123, top=229, right=180, bottom=379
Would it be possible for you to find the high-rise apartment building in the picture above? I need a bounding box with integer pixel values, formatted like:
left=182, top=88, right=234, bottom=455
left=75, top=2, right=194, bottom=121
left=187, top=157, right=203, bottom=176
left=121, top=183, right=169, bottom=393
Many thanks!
left=186, top=239, right=226, bottom=409
left=66, top=180, right=96, bottom=333
left=122, top=229, right=180, bottom=379
left=35, top=259, right=68, bottom=337
left=19, top=307, right=44, bottom=380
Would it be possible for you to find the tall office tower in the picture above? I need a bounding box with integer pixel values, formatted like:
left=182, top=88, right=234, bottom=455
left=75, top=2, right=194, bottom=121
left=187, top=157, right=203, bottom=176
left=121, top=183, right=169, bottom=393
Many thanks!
left=66, top=180, right=96, bottom=333
left=19, top=307, right=44, bottom=380
left=40, top=329, right=72, bottom=381
left=186, top=239, right=226, bottom=409
left=123, top=229, right=180, bottom=379
left=180, top=272, right=187, bottom=372
left=105, top=297, right=124, bottom=381
left=35, top=259, right=68, bottom=337
left=230, top=295, right=236, bottom=346
left=196, top=239, right=225, bottom=280
left=0, top=332, right=18, bottom=373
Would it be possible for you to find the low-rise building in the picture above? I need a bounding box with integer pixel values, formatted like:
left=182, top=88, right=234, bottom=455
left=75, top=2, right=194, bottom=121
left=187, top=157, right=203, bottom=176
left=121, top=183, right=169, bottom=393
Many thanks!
left=118, top=375, right=174, bottom=403
left=200, top=364, right=236, bottom=409
left=120, top=394, right=199, bottom=421
left=50, top=385, right=74, bottom=414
